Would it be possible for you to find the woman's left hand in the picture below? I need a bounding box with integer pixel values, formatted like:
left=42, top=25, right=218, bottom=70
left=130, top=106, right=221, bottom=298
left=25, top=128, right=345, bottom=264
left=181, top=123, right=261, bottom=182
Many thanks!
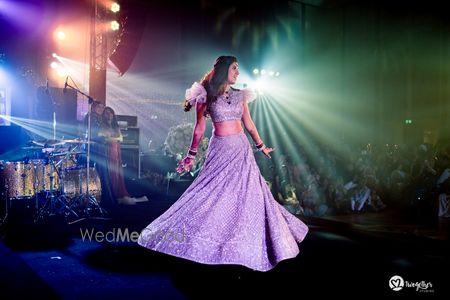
left=262, top=147, right=274, bottom=159
left=176, top=156, right=195, bottom=174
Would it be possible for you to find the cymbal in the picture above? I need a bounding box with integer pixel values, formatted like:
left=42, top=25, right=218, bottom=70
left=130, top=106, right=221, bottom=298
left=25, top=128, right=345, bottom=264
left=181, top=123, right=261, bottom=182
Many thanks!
left=32, top=139, right=66, bottom=147
left=49, top=151, right=84, bottom=157
left=22, top=146, right=44, bottom=150
left=61, top=139, right=95, bottom=144
left=42, top=147, right=58, bottom=153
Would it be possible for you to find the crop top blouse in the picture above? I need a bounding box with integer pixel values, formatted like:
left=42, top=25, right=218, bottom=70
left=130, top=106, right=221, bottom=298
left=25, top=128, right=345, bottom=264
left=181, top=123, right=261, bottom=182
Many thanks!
left=185, top=82, right=256, bottom=123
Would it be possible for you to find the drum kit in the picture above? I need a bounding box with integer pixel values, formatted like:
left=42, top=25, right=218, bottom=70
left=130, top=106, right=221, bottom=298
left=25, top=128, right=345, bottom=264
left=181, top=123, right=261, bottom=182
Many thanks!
left=0, top=138, right=105, bottom=225
left=0, top=79, right=111, bottom=226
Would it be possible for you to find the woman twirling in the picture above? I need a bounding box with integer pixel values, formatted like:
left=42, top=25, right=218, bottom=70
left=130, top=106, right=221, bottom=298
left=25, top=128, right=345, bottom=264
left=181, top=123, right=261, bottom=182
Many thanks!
left=138, top=56, right=308, bottom=271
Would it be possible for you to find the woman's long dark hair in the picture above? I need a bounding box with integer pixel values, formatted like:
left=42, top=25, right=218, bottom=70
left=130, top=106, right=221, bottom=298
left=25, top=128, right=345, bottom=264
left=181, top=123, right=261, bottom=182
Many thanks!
left=102, top=106, right=119, bottom=130
left=184, top=55, right=237, bottom=113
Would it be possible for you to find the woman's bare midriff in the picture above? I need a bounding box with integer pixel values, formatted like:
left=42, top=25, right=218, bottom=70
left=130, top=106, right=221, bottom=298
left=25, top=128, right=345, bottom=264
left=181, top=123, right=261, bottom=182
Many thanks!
left=213, top=120, right=243, bottom=136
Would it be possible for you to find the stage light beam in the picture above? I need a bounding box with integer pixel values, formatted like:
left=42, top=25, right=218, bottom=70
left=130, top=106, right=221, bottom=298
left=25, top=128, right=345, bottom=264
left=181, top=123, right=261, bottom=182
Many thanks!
left=57, top=68, right=67, bottom=77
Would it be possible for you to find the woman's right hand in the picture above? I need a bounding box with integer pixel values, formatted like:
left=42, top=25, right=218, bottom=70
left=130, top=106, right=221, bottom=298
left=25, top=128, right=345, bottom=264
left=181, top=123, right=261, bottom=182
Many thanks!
left=176, top=157, right=195, bottom=174
left=262, top=146, right=274, bottom=159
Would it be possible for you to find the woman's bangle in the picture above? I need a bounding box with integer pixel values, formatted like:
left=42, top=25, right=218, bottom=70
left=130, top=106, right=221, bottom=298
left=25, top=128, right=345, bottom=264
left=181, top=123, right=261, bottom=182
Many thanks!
left=187, top=153, right=196, bottom=159
left=188, top=148, right=198, bottom=156
left=256, top=142, right=265, bottom=150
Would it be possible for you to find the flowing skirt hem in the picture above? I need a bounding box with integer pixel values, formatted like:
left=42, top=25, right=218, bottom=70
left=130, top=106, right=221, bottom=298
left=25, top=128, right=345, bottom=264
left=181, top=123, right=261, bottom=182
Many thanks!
left=137, top=234, right=302, bottom=272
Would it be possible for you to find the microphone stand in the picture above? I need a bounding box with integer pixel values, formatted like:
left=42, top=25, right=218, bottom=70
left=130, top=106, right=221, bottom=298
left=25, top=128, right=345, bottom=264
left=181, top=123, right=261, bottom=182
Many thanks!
left=64, top=82, right=108, bottom=221
left=46, top=84, right=56, bottom=212
left=53, top=112, right=56, bottom=141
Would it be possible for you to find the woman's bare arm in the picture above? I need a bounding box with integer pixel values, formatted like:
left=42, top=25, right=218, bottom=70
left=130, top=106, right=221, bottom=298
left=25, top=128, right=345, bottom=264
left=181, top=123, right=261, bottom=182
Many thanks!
left=176, top=102, right=207, bottom=173
left=241, top=101, right=274, bottom=158
left=189, top=103, right=207, bottom=150
left=241, top=101, right=262, bottom=145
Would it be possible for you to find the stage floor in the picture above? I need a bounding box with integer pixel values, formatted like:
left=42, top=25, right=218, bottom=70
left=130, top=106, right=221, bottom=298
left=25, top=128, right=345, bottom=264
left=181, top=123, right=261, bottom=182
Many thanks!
left=1, top=198, right=449, bottom=299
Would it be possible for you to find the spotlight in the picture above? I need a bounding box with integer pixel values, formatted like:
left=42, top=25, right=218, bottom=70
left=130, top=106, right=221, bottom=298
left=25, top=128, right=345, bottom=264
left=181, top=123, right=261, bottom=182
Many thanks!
left=269, top=71, right=274, bottom=76
left=111, top=20, right=120, bottom=31
left=275, top=72, right=280, bottom=77
left=52, top=53, right=58, bottom=58
left=57, top=31, right=66, bottom=40
left=254, top=79, right=265, bottom=95
left=50, top=62, right=58, bottom=69
left=260, top=69, right=266, bottom=75
left=253, top=68, right=259, bottom=75
left=111, top=2, right=120, bottom=13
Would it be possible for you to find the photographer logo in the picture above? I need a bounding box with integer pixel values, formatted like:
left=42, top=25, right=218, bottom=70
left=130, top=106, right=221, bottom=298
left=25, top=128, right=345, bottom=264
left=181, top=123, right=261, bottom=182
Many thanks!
left=389, top=275, right=404, bottom=291
left=389, top=275, right=434, bottom=293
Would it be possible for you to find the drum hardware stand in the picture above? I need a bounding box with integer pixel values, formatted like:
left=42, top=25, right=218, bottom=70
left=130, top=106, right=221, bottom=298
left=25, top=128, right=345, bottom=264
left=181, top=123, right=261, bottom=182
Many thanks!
left=34, top=153, right=79, bottom=224
left=0, top=180, right=18, bottom=227
left=0, top=190, right=9, bottom=227
left=64, top=78, right=108, bottom=221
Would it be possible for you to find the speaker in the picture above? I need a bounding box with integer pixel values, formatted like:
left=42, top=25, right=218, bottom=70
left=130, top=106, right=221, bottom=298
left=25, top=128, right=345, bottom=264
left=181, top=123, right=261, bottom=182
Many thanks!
left=120, top=127, right=139, bottom=145
left=109, top=4, right=146, bottom=75
left=35, top=86, right=78, bottom=139
left=121, top=145, right=140, bottom=179
left=117, top=115, right=137, bottom=128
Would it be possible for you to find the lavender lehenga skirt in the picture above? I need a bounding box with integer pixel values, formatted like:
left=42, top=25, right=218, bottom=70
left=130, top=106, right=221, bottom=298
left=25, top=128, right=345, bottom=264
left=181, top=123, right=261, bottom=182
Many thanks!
left=138, top=132, right=308, bottom=271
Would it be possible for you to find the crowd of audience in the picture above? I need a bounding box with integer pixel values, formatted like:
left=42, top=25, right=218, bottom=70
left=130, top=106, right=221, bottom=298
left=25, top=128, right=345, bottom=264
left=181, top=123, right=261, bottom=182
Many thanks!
left=256, top=140, right=450, bottom=219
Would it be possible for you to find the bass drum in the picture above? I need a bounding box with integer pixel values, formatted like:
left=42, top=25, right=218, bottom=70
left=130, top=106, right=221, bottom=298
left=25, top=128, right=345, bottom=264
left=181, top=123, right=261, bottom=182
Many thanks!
left=0, top=161, right=35, bottom=199
left=62, top=168, right=101, bottom=202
